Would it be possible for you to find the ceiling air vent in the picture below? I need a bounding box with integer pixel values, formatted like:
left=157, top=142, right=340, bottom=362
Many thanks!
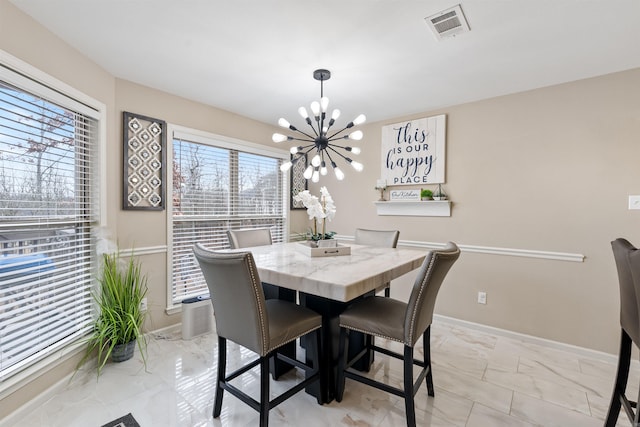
left=425, top=4, right=470, bottom=40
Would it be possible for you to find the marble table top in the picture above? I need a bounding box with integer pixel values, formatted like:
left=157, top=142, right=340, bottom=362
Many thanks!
left=233, top=241, right=427, bottom=302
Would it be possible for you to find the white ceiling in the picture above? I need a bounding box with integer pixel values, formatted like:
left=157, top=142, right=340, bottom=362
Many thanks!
left=10, top=0, right=640, bottom=127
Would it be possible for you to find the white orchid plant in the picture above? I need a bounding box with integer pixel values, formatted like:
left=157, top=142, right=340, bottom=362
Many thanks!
left=293, top=186, right=337, bottom=240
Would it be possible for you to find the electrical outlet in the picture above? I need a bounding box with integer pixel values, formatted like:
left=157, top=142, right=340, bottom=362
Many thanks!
left=140, top=297, right=148, bottom=312
left=477, top=291, right=487, bottom=304
left=629, top=195, right=640, bottom=210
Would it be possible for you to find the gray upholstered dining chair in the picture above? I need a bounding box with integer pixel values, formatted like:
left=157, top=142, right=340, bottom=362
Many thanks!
left=227, top=227, right=292, bottom=301
left=227, top=226, right=296, bottom=379
left=605, top=238, right=640, bottom=426
left=193, top=244, right=323, bottom=427
left=227, top=228, right=272, bottom=249
left=336, top=242, right=460, bottom=427
left=353, top=228, right=400, bottom=297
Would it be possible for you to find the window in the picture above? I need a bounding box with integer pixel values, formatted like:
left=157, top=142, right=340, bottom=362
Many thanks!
left=170, top=131, right=287, bottom=306
left=0, top=62, right=100, bottom=382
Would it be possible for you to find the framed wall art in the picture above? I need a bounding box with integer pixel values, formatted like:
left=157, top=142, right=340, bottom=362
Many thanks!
left=290, top=154, right=307, bottom=210
left=380, top=114, right=446, bottom=186
left=122, top=111, right=166, bottom=210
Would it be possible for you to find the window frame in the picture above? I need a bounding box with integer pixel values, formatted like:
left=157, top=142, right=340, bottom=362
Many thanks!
left=166, top=125, right=289, bottom=313
left=0, top=50, right=106, bottom=396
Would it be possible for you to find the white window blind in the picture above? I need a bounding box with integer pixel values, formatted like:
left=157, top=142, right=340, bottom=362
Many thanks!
left=0, top=68, right=99, bottom=382
left=171, top=136, right=286, bottom=305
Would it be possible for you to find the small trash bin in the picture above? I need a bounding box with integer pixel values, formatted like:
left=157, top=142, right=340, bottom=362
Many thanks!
left=181, top=295, right=213, bottom=340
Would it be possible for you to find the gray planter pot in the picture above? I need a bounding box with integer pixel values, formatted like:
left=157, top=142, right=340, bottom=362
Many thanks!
left=111, top=340, right=136, bottom=362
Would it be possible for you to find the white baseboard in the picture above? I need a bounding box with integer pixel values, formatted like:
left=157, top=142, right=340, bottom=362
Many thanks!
left=434, top=314, right=622, bottom=364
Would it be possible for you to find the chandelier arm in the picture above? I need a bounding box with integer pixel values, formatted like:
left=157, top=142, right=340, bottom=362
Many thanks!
left=288, top=136, right=316, bottom=144
left=287, top=127, right=317, bottom=141
left=325, top=145, right=350, bottom=161
left=312, top=117, right=322, bottom=137
left=326, top=142, right=350, bottom=149
left=322, top=120, right=334, bottom=135
left=319, top=120, right=324, bottom=137
left=323, top=149, right=337, bottom=165
left=295, top=143, right=316, bottom=151
left=301, top=146, right=317, bottom=157
left=289, top=148, right=316, bottom=168
left=326, top=135, right=355, bottom=143
left=304, top=112, right=321, bottom=137
left=326, top=125, right=351, bottom=140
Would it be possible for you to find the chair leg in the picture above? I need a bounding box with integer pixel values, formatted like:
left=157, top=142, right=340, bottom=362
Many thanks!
left=384, top=286, right=390, bottom=298
left=303, top=327, right=324, bottom=405
left=404, top=345, right=417, bottom=427
left=424, top=327, right=434, bottom=396
left=635, top=381, right=640, bottom=427
left=213, top=336, right=226, bottom=418
left=260, top=356, right=270, bottom=427
left=605, top=329, right=632, bottom=427
left=336, top=328, right=349, bottom=402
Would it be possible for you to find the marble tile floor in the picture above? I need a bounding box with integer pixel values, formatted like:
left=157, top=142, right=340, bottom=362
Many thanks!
left=2, top=320, right=637, bottom=427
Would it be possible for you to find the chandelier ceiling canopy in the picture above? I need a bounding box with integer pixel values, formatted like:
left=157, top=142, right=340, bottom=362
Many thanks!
left=274, top=69, right=366, bottom=182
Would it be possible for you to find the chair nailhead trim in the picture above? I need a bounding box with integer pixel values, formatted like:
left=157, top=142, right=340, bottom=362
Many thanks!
left=407, top=253, right=437, bottom=345
left=245, top=253, right=269, bottom=356
left=340, top=324, right=406, bottom=345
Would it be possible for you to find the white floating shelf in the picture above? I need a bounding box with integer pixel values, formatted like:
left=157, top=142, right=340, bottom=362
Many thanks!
left=374, top=201, right=451, bottom=217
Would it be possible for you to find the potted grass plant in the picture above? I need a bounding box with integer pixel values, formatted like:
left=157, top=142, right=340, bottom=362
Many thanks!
left=77, top=250, right=148, bottom=376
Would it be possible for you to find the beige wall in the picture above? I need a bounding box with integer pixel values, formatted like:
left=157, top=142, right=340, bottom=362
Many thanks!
left=2, top=0, right=640, bottom=419
left=113, top=79, right=298, bottom=331
left=310, top=67, right=640, bottom=353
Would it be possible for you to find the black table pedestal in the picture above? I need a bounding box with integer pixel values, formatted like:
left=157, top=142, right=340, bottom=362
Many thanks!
left=299, top=291, right=374, bottom=403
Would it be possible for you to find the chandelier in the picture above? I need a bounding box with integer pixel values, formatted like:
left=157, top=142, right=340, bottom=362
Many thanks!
left=274, top=69, right=366, bottom=182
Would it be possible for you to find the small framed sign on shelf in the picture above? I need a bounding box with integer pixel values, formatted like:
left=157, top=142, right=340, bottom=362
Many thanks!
left=389, top=189, right=420, bottom=201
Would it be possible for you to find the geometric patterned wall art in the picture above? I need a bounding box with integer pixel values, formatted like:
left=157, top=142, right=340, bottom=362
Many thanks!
left=290, top=153, right=307, bottom=210
left=122, top=111, right=166, bottom=210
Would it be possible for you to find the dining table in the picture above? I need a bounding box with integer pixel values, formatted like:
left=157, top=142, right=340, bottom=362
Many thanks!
left=230, top=240, right=428, bottom=403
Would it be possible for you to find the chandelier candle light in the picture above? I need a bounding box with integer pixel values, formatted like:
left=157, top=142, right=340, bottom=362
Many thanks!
left=275, top=69, right=366, bottom=182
